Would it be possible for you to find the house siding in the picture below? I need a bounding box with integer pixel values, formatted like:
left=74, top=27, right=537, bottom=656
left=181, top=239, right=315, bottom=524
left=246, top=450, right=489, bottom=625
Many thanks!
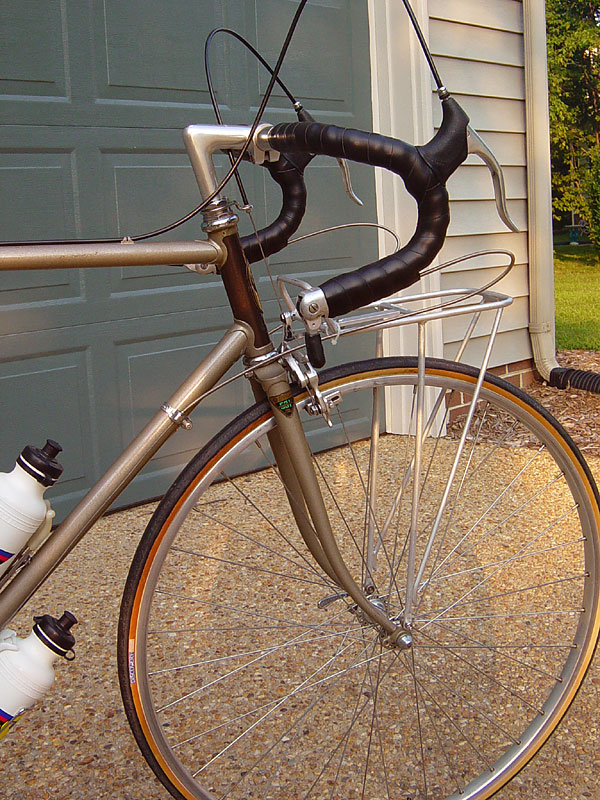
left=429, top=0, right=532, bottom=371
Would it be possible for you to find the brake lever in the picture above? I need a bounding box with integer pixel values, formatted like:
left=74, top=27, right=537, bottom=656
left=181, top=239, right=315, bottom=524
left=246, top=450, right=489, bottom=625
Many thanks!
left=337, top=158, right=364, bottom=206
left=466, top=126, right=519, bottom=232
left=336, top=119, right=516, bottom=227
left=294, top=104, right=363, bottom=207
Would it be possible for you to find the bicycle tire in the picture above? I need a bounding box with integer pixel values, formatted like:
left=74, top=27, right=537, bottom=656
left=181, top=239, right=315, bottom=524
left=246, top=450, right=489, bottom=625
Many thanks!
left=118, top=357, right=600, bottom=800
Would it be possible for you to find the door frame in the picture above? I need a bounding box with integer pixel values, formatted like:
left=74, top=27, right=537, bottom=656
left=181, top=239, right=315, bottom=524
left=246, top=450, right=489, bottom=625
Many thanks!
left=367, top=0, right=444, bottom=432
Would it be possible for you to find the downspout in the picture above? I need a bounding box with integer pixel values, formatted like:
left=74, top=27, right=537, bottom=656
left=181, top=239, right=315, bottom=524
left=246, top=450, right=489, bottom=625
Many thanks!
left=523, top=0, right=600, bottom=393
left=522, top=0, right=559, bottom=381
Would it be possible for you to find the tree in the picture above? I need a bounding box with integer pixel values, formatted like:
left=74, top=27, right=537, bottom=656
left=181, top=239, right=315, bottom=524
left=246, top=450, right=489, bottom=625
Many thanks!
left=581, top=147, right=600, bottom=245
left=546, top=0, right=600, bottom=241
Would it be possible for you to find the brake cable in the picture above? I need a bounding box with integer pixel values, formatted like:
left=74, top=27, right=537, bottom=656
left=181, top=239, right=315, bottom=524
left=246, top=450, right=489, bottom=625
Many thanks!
left=1, top=0, right=310, bottom=247
left=204, top=27, right=300, bottom=207
left=400, top=0, right=446, bottom=90
left=3, top=0, right=445, bottom=248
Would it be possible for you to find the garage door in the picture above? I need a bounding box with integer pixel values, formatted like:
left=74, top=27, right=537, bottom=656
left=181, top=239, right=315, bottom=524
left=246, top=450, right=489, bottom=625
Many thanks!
left=0, top=0, right=377, bottom=520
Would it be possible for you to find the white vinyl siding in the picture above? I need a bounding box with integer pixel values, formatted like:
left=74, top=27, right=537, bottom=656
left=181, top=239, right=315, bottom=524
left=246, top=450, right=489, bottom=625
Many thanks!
left=429, top=0, right=531, bottom=368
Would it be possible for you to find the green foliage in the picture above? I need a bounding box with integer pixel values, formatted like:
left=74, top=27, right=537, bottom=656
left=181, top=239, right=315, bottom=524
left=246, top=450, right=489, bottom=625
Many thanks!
left=580, top=146, right=600, bottom=245
left=547, top=1, right=600, bottom=225
left=554, top=246, right=600, bottom=349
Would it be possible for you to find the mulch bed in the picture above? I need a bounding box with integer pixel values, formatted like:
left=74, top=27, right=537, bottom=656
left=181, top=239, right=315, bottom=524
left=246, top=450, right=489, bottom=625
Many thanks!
left=526, top=350, right=600, bottom=457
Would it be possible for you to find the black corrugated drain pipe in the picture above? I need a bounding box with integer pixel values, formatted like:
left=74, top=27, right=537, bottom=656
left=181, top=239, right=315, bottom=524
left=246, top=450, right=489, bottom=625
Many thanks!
left=548, top=367, right=600, bottom=394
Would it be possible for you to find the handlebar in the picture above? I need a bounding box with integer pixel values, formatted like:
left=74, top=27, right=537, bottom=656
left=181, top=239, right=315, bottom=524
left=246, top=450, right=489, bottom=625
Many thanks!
left=262, top=96, right=470, bottom=318
left=240, top=151, right=313, bottom=263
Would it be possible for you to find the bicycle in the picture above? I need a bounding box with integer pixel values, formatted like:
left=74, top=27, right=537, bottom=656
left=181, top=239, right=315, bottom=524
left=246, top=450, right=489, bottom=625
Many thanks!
left=1, top=6, right=600, bottom=800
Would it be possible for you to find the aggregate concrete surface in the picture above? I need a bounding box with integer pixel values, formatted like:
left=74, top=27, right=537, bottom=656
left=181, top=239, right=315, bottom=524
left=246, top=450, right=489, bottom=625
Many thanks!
left=1, top=407, right=599, bottom=800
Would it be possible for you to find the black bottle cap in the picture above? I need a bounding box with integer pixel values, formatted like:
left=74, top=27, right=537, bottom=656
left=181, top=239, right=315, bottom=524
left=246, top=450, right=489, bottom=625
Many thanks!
left=17, top=439, right=64, bottom=487
left=33, top=611, right=77, bottom=657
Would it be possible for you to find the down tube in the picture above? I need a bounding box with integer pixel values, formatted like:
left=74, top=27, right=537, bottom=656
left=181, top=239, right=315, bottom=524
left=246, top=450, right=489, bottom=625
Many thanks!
left=0, top=324, right=250, bottom=628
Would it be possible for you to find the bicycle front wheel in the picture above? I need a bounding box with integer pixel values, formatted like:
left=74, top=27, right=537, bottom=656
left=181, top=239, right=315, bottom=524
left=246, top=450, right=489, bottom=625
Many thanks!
left=118, top=357, right=600, bottom=800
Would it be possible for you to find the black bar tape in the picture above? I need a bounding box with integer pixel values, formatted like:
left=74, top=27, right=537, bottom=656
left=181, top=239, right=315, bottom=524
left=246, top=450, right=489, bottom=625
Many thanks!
left=241, top=151, right=313, bottom=264
left=267, top=97, right=469, bottom=317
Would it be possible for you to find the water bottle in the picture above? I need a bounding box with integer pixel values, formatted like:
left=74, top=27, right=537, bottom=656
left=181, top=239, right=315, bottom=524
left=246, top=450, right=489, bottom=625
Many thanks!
left=0, top=611, right=77, bottom=740
left=0, top=440, right=63, bottom=578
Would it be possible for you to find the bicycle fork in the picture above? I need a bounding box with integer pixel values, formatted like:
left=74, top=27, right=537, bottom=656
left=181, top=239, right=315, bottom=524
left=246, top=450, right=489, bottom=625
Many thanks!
left=250, top=356, right=408, bottom=646
left=252, top=305, right=504, bottom=640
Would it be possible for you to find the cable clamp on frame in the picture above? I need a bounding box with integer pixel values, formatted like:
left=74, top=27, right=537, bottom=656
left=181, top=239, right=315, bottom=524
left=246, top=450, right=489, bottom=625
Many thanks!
left=184, top=261, right=218, bottom=275
left=161, top=403, right=193, bottom=430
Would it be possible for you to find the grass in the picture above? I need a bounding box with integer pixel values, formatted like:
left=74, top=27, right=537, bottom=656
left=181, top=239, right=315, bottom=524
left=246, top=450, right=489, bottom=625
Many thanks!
left=554, top=245, right=600, bottom=350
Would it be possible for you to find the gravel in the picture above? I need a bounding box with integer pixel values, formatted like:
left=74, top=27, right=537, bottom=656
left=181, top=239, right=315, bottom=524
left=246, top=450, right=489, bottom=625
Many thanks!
left=1, top=374, right=599, bottom=800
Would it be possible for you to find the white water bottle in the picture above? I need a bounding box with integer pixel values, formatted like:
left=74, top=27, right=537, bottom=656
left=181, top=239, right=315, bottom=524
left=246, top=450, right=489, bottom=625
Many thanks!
left=0, top=611, right=77, bottom=740
left=0, top=440, right=63, bottom=578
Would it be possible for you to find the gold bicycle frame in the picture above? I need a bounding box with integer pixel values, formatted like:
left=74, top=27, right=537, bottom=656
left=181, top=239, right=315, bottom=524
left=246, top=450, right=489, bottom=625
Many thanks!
left=0, top=124, right=400, bottom=637
left=0, top=124, right=512, bottom=644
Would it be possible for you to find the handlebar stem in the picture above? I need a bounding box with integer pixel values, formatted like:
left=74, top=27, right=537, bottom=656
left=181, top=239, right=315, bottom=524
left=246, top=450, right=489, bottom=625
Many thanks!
left=183, top=123, right=279, bottom=201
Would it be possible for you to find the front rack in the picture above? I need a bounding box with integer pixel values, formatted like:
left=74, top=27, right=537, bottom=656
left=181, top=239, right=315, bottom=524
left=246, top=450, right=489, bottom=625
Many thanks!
left=167, top=248, right=518, bottom=409
left=334, top=285, right=512, bottom=338
left=273, top=270, right=516, bottom=621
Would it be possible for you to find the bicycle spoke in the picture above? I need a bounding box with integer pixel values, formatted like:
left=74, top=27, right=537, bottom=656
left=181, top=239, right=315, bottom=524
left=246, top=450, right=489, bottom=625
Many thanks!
left=425, top=529, right=581, bottom=586
left=170, top=544, right=332, bottom=588
left=440, top=468, right=564, bottom=572
left=337, top=408, right=379, bottom=590
left=428, top=448, right=553, bottom=579
left=200, top=636, right=370, bottom=792
left=415, top=401, right=490, bottom=606
left=415, top=627, right=545, bottom=716
left=220, top=468, right=334, bottom=586
left=361, top=638, right=393, bottom=800
left=267, top=635, right=362, bottom=798
left=322, top=639, right=380, bottom=800
left=422, top=618, right=569, bottom=681
left=171, top=627, right=362, bottom=754
left=312, top=453, right=373, bottom=585
left=194, top=500, right=330, bottom=588
left=384, top=393, right=418, bottom=606
left=387, top=397, right=501, bottom=609
left=301, top=641, right=399, bottom=800
left=395, top=648, right=493, bottom=771
left=149, top=621, right=364, bottom=676
left=154, top=590, right=352, bottom=636
left=423, top=573, right=587, bottom=622
left=416, top=678, right=465, bottom=796
left=410, top=647, right=429, bottom=799
left=252, top=438, right=343, bottom=590
left=420, top=513, right=583, bottom=630
left=334, top=407, right=405, bottom=603
left=194, top=642, right=395, bottom=785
